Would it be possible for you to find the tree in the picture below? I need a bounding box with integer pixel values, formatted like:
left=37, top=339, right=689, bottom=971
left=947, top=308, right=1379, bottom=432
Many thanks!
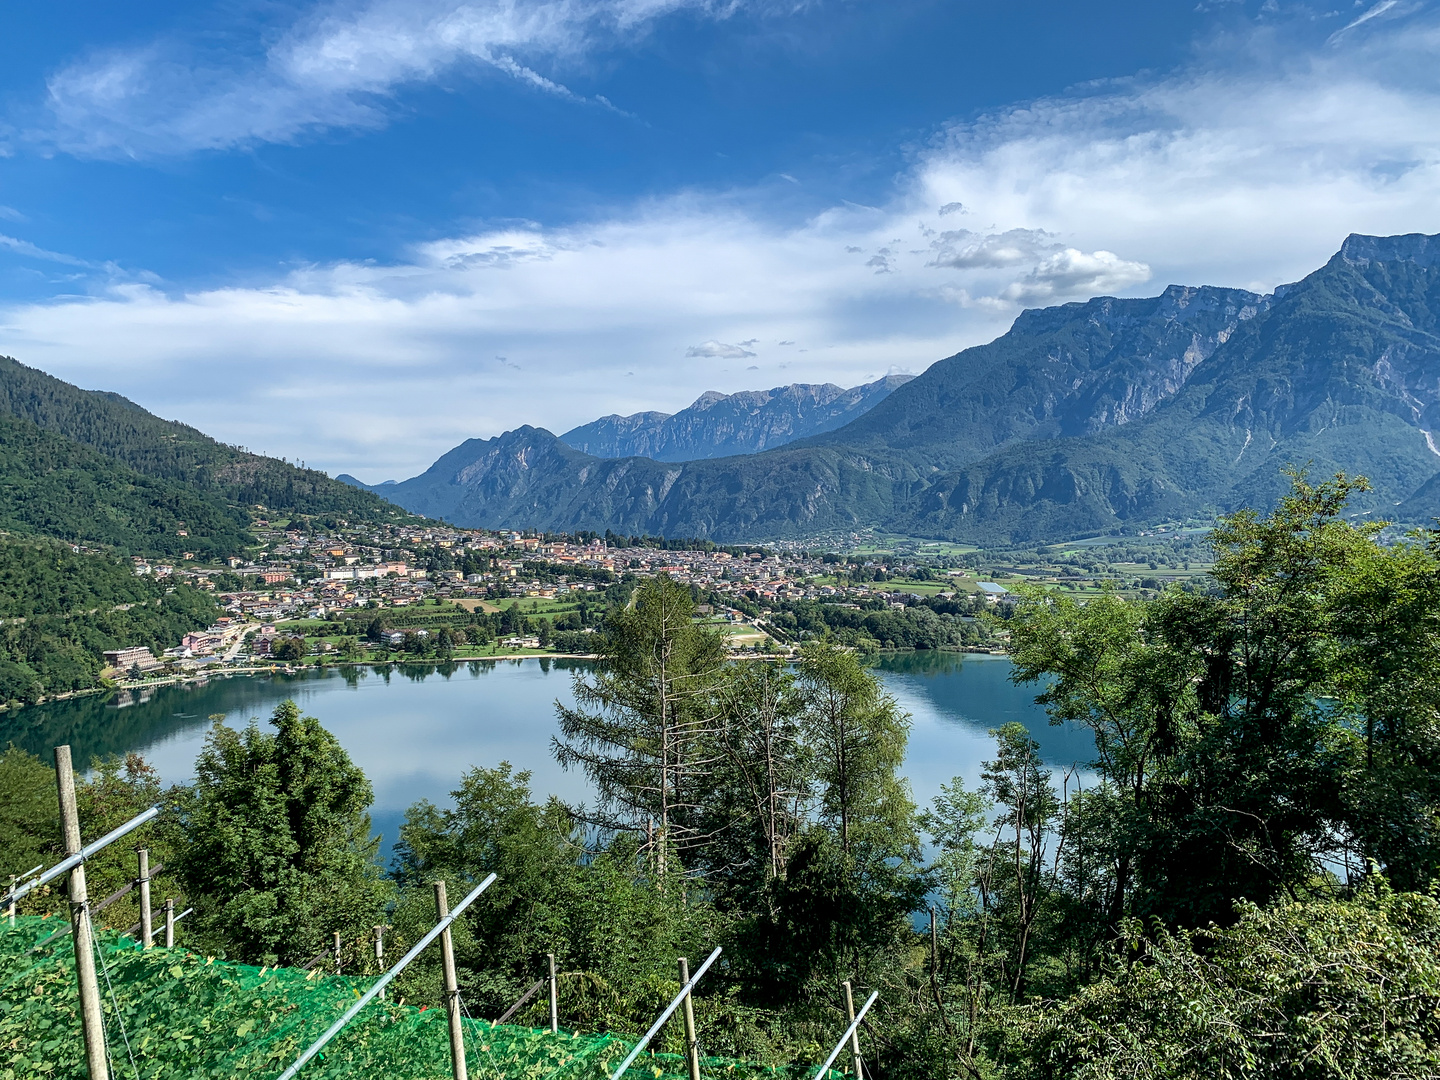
left=271, top=636, right=305, bottom=662
left=979, top=723, right=1060, bottom=1002
left=699, top=660, right=809, bottom=906
left=170, top=701, right=389, bottom=964
left=553, top=576, right=726, bottom=874
left=796, top=642, right=915, bottom=858
left=1006, top=472, right=1432, bottom=928
left=0, top=746, right=58, bottom=884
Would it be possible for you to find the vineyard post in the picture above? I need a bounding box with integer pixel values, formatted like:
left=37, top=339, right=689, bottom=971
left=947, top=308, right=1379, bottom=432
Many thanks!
left=679, top=957, right=701, bottom=1080
left=842, top=981, right=864, bottom=1080
left=375, top=924, right=386, bottom=998
left=137, top=848, right=153, bottom=949
left=547, top=952, right=558, bottom=1033
left=434, top=881, right=468, bottom=1080
left=56, top=745, right=109, bottom=1080
left=334, top=930, right=342, bottom=975
left=6, top=875, right=13, bottom=927
left=164, top=898, right=174, bottom=948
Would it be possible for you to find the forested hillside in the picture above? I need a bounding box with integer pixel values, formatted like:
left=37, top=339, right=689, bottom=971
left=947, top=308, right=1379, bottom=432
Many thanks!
left=0, top=354, right=415, bottom=527
left=0, top=536, right=222, bottom=704
left=0, top=411, right=252, bottom=556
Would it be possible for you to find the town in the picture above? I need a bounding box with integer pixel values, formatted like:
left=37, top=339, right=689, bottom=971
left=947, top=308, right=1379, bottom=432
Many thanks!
left=101, top=516, right=1035, bottom=681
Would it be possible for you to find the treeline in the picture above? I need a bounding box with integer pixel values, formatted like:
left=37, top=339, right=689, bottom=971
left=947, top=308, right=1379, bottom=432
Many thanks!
left=0, top=537, right=224, bottom=704
left=759, top=594, right=997, bottom=651
left=337, top=590, right=619, bottom=657
left=9, top=476, right=1440, bottom=1077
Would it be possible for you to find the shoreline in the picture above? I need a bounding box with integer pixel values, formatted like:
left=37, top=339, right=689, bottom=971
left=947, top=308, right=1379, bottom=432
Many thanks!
left=0, top=645, right=1008, bottom=714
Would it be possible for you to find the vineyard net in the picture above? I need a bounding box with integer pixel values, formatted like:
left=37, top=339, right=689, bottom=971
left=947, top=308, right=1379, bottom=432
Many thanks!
left=1, top=916, right=839, bottom=1080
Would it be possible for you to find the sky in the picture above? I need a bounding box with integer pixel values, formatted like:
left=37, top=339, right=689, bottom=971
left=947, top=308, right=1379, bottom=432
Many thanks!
left=1, top=0, right=1438, bottom=482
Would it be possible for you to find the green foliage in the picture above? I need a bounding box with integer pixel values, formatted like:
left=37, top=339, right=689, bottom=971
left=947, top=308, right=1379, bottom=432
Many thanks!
left=0, top=412, right=251, bottom=556
left=1004, top=473, right=1431, bottom=928
left=0, top=537, right=224, bottom=701
left=795, top=642, right=916, bottom=859
left=169, top=701, right=390, bottom=965
left=555, top=576, right=727, bottom=860
left=0, top=354, right=412, bottom=527
left=997, top=887, right=1440, bottom=1080
left=0, top=918, right=829, bottom=1080
left=0, top=746, right=56, bottom=883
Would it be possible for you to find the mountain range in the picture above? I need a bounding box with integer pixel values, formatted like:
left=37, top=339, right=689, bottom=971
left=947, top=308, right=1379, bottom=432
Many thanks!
left=342, top=232, right=1440, bottom=543
left=557, top=375, right=913, bottom=461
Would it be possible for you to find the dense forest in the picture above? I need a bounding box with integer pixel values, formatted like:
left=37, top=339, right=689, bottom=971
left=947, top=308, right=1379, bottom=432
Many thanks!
left=0, top=354, right=418, bottom=535
left=7, top=474, right=1440, bottom=1078
left=0, top=412, right=252, bottom=557
left=0, top=536, right=223, bottom=704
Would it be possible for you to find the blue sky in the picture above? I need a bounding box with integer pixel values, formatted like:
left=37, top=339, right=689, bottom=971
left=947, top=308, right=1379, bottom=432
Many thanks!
left=1, top=0, right=1438, bottom=480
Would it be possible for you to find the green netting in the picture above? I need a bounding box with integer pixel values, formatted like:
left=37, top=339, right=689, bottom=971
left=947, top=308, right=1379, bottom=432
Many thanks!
left=0, top=916, right=838, bottom=1080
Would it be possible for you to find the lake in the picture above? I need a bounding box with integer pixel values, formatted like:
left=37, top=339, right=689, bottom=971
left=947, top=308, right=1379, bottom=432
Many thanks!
left=1, top=654, right=1093, bottom=853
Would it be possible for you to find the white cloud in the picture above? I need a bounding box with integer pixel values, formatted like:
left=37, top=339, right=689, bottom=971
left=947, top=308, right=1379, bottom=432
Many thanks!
left=1000, top=249, right=1152, bottom=305
left=4, top=6, right=1440, bottom=480
left=39, top=0, right=730, bottom=156
left=686, top=340, right=759, bottom=358
left=928, top=228, right=1059, bottom=270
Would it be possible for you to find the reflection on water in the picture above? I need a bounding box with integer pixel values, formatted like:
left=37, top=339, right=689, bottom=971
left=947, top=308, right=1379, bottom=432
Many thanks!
left=0, top=653, right=1094, bottom=849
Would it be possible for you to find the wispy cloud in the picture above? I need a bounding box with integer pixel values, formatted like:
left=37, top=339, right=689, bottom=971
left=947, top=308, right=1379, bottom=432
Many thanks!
left=39, top=0, right=730, bottom=157
left=0, top=233, right=100, bottom=268
left=1328, top=0, right=1403, bottom=43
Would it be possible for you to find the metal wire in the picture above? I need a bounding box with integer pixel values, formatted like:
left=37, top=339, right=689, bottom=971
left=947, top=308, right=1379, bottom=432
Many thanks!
left=91, top=908, right=140, bottom=1080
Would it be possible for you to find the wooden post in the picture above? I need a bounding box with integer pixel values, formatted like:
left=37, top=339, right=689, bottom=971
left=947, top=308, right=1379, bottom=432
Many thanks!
left=547, top=952, right=558, bottom=1034
left=375, top=925, right=386, bottom=999
left=164, top=898, right=174, bottom=948
left=678, top=957, right=701, bottom=1080
left=56, top=745, right=110, bottom=1080
left=334, top=930, right=342, bottom=976
left=841, top=980, right=864, bottom=1080
left=137, top=848, right=153, bottom=949
left=433, top=881, right=468, bottom=1080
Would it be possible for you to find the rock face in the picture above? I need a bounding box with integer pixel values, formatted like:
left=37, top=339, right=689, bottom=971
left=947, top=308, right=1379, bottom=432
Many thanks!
left=558, top=375, right=914, bottom=461
left=350, top=232, right=1440, bottom=542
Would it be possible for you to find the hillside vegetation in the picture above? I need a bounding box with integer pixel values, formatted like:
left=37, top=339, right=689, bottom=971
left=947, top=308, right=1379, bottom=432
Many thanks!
left=0, top=536, right=222, bottom=704
left=0, top=354, right=417, bottom=534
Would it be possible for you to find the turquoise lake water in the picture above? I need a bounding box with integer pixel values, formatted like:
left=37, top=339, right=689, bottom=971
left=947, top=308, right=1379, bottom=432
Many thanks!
left=1, top=654, right=1093, bottom=853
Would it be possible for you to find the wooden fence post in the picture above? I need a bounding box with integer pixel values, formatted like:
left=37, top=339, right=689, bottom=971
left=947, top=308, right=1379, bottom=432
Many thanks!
left=434, top=882, right=468, bottom=1080
left=375, top=925, right=386, bottom=999
left=841, top=980, right=864, bottom=1080
left=547, top=952, right=558, bottom=1033
left=137, top=848, right=153, bottom=949
left=679, top=957, right=701, bottom=1080
left=56, top=745, right=109, bottom=1080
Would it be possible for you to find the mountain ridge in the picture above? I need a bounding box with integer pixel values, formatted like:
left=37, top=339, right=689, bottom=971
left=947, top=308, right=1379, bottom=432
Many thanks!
left=345, top=232, right=1440, bottom=543
left=558, top=374, right=913, bottom=461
